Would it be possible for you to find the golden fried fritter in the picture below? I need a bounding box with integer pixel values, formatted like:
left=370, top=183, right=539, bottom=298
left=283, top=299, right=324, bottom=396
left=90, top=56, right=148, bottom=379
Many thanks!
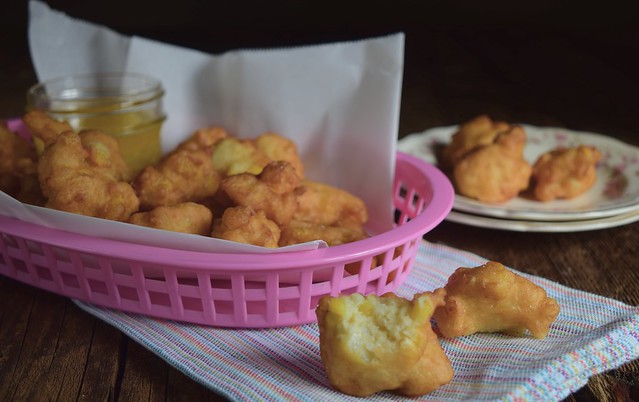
left=316, top=292, right=453, bottom=397
left=37, top=131, right=139, bottom=220
left=24, top=111, right=139, bottom=221
left=128, top=202, right=212, bottom=235
left=76, top=129, right=133, bottom=181
left=433, top=261, right=560, bottom=339
left=133, top=149, right=221, bottom=210
left=23, top=109, right=73, bottom=146
left=24, top=110, right=132, bottom=181
left=0, top=121, right=44, bottom=205
left=175, top=126, right=228, bottom=155
left=280, top=219, right=372, bottom=274
left=294, top=181, right=368, bottom=229
left=453, top=125, right=532, bottom=203
left=210, top=131, right=304, bottom=179
left=279, top=219, right=368, bottom=247
left=219, top=161, right=301, bottom=226
left=531, top=145, right=602, bottom=202
left=254, top=132, right=304, bottom=179
left=0, top=121, right=35, bottom=172
left=441, top=115, right=511, bottom=171
left=210, top=137, right=271, bottom=177
left=211, top=205, right=280, bottom=248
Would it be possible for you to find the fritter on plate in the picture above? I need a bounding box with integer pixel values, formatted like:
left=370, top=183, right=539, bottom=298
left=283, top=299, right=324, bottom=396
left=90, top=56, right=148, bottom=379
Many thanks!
left=440, top=114, right=511, bottom=171
left=531, top=145, right=601, bottom=202
left=453, top=125, right=532, bottom=203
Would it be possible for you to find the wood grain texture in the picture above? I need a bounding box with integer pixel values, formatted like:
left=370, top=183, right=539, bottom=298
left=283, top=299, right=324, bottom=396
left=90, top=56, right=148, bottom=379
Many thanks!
left=1, top=2, right=638, bottom=401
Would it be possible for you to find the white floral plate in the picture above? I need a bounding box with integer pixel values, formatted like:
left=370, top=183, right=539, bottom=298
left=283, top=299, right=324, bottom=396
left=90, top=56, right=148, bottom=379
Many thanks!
left=398, top=124, right=639, bottom=221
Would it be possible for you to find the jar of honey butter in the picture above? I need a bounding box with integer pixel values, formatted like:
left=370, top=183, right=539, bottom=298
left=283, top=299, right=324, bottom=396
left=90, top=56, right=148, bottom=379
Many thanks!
left=27, top=72, right=166, bottom=175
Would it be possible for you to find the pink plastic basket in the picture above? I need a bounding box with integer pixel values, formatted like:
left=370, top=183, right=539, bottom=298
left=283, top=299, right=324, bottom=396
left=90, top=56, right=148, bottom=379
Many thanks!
left=0, top=152, right=453, bottom=328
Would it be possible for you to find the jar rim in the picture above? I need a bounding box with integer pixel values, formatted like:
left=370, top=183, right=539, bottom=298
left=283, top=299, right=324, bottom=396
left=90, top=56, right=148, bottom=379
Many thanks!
left=27, top=72, right=164, bottom=109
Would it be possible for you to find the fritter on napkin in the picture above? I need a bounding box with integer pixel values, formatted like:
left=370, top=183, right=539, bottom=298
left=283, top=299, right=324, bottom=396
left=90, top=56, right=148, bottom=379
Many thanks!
left=316, top=292, right=454, bottom=397
left=433, top=261, right=560, bottom=339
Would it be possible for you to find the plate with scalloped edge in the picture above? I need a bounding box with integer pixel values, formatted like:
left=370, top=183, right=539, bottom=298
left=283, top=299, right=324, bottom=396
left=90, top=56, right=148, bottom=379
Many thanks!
left=398, top=124, right=639, bottom=221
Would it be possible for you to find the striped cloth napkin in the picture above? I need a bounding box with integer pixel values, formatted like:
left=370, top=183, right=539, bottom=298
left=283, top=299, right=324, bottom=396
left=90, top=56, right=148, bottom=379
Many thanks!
left=75, top=240, right=639, bottom=401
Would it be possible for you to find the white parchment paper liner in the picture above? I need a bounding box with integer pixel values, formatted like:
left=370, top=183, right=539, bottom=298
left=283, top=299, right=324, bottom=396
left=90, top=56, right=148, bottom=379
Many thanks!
left=0, top=1, right=404, bottom=254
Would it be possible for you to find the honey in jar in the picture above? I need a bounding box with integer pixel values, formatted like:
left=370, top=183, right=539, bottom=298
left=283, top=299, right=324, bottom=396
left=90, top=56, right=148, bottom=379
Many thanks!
left=27, top=72, right=166, bottom=176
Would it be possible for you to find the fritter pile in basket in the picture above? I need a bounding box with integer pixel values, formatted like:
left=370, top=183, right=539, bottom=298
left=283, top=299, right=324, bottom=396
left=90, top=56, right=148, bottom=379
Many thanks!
left=441, top=115, right=601, bottom=203
left=3, top=111, right=370, bottom=249
left=316, top=261, right=560, bottom=397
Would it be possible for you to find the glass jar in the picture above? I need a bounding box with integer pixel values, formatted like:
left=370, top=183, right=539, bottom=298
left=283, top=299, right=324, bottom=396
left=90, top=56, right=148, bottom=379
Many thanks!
left=27, top=72, right=166, bottom=175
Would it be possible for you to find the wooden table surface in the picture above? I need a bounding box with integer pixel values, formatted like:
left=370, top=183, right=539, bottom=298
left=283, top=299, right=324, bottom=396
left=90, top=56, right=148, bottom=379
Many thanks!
left=2, top=2, right=638, bottom=401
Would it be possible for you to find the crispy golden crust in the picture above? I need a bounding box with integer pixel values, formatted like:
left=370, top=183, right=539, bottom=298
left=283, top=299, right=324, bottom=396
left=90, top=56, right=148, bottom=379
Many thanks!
left=175, top=126, right=228, bottom=155
left=78, top=129, right=133, bottom=181
left=210, top=137, right=271, bottom=177
left=12, top=113, right=372, bottom=245
left=211, top=205, right=280, bottom=247
left=132, top=127, right=229, bottom=211
left=133, top=149, right=221, bottom=210
left=316, top=292, right=453, bottom=397
left=0, top=121, right=44, bottom=205
left=128, top=202, right=212, bottom=235
left=433, top=261, right=560, bottom=339
left=219, top=161, right=301, bottom=226
left=0, top=121, right=36, bottom=172
left=294, top=181, right=368, bottom=228
left=453, top=126, right=532, bottom=203
left=38, top=132, right=139, bottom=220
left=30, top=112, right=139, bottom=221
left=254, top=131, right=304, bottom=179
left=279, top=219, right=368, bottom=247
left=440, top=114, right=511, bottom=171
left=23, top=109, right=73, bottom=146
left=531, top=145, right=601, bottom=202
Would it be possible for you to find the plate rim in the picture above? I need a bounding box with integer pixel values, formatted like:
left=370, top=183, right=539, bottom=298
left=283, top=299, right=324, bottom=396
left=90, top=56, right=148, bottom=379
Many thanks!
left=445, top=208, right=639, bottom=233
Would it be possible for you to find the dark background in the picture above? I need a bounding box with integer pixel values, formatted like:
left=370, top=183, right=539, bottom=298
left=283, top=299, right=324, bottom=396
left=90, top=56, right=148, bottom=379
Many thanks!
left=2, top=0, right=639, bottom=137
